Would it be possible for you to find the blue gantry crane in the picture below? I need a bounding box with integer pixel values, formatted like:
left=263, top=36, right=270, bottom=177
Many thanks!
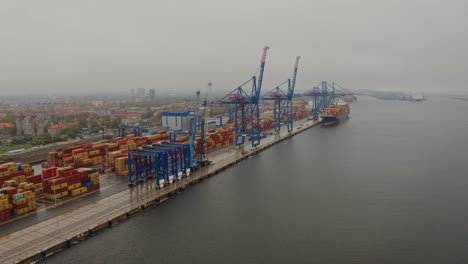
left=261, top=56, right=301, bottom=133
left=127, top=143, right=191, bottom=187
left=118, top=125, right=141, bottom=137
left=304, top=81, right=354, bottom=120
left=304, top=81, right=333, bottom=120
left=214, top=46, right=270, bottom=148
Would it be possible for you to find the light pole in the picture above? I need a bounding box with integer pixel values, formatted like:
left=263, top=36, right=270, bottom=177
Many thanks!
left=53, top=180, right=58, bottom=207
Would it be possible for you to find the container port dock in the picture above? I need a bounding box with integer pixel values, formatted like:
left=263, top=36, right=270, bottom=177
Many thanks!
left=0, top=46, right=355, bottom=263
left=0, top=118, right=321, bottom=263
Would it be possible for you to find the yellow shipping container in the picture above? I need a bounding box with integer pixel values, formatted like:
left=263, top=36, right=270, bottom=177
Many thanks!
left=23, top=190, right=33, bottom=198
left=15, top=208, right=29, bottom=214
left=13, top=198, right=27, bottom=205
left=35, top=183, right=43, bottom=189
left=3, top=162, right=16, bottom=167
left=0, top=171, right=10, bottom=177
left=107, top=143, right=118, bottom=149
left=89, top=150, right=100, bottom=155
left=19, top=175, right=26, bottom=182
left=51, top=182, right=68, bottom=191
left=71, top=187, right=87, bottom=196
left=68, top=183, right=82, bottom=190
left=82, top=158, right=93, bottom=164
left=28, top=204, right=37, bottom=210
left=35, top=188, right=43, bottom=195
left=5, top=179, right=17, bottom=186
left=0, top=199, right=8, bottom=206
left=47, top=191, right=68, bottom=200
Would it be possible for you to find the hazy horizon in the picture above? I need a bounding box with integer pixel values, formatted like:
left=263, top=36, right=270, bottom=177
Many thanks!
left=2, top=0, right=467, bottom=96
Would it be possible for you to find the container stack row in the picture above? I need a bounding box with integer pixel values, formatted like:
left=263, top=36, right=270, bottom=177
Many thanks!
left=0, top=162, right=34, bottom=189
left=42, top=167, right=101, bottom=200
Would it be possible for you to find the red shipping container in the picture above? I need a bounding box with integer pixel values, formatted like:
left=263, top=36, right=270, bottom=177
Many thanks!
left=46, top=186, right=67, bottom=195
left=42, top=178, right=55, bottom=187
left=1, top=175, right=12, bottom=181
left=14, top=203, right=28, bottom=209
left=48, top=177, right=67, bottom=185
left=3, top=187, right=17, bottom=195
left=26, top=175, right=42, bottom=184
left=0, top=167, right=7, bottom=172
left=67, top=174, right=81, bottom=182
left=9, top=171, right=22, bottom=177
left=67, top=178, right=81, bottom=185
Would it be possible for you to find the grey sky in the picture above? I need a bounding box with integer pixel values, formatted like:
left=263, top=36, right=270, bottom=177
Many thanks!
left=1, top=0, right=467, bottom=96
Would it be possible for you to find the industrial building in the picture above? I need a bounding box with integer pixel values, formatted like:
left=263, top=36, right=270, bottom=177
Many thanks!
left=161, top=112, right=193, bottom=131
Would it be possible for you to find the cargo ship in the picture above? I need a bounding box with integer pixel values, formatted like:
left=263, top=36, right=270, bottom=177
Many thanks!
left=320, top=101, right=350, bottom=127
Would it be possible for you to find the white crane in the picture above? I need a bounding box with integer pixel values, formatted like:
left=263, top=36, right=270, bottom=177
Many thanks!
left=204, top=82, right=212, bottom=134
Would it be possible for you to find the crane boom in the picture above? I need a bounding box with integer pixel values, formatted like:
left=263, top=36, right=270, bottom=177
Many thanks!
left=289, top=56, right=301, bottom=99
left=204, top=82, right=212, bottom=136
left=255, top=46, right=270, bottom=100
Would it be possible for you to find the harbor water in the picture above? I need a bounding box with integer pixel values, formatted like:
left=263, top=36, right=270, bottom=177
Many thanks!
left=44, top=96, right=468, bottom=264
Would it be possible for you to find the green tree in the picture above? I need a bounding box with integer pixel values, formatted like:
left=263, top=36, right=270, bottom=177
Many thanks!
left=110, top=116, right=122, bottom=129
left=9, top=126, right=17, bottom=136
left=11, top=137, right=27, bottom=145
left=59, top=124, right=80, bottom=139
left=76, top=113, right=89, bottom=128
left=101, top=116, right=111, bottom=129
left=50, top=115, right=61, bottom=125
left=141, top=107, right=154, bottom=119
left=31, top=133, right=52, bottom=145
left=89, top=118, right=99, bottom=132
left=1, top=112, right=16, bottom=124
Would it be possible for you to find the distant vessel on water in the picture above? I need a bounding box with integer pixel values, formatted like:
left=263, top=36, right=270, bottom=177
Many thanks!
left=320, top=101, right=350, bottom=127
left=400, top=94, right=425, bottom=102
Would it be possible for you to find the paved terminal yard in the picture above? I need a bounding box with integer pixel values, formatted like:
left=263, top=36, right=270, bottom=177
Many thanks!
left=0, top=119, right=320, bottom=263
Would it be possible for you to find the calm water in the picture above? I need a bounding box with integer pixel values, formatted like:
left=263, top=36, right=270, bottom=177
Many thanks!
left=45, top=96, right=468, bottom=264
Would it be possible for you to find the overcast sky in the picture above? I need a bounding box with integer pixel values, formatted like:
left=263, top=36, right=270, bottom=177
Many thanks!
left=1, top=0, right=467, bottom=96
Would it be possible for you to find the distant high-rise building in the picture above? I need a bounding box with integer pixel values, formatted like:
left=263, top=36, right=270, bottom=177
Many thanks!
left=149, top=89, right=155, bottom=101
left=130, top=88, right=136, bottom=99
left=16, top=114, right=48, bottom=136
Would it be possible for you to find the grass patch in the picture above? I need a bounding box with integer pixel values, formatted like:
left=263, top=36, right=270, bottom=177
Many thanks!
left=0, top=143, right=34, bottom=154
